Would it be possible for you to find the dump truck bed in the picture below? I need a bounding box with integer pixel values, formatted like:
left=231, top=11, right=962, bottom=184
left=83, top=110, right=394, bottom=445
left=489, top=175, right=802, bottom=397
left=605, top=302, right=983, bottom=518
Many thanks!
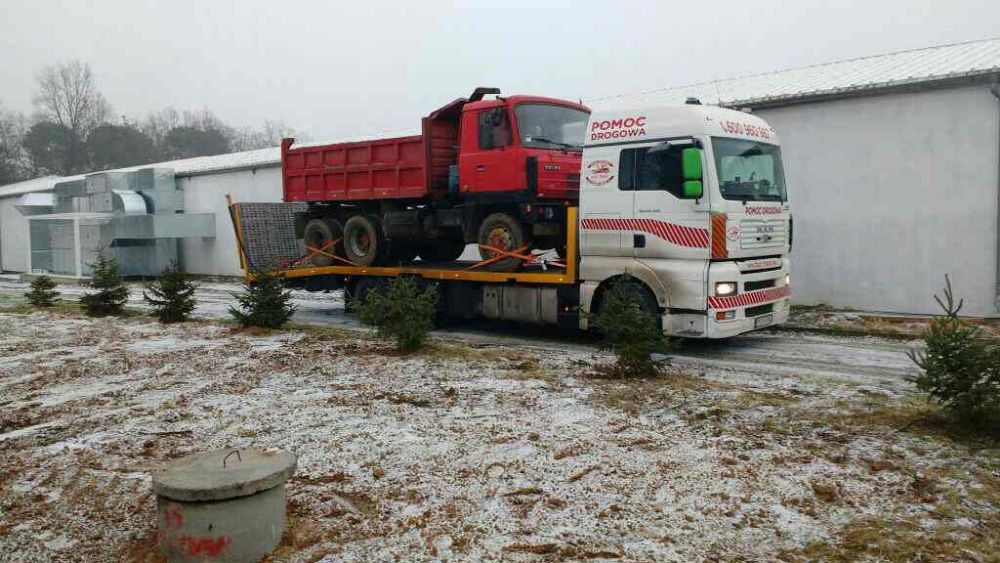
left=281, top=115, right=458, bottom=203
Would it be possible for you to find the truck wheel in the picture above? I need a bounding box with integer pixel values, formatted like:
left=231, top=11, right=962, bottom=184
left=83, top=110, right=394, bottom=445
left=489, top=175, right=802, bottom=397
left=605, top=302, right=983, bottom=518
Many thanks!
left=343, top=215, right=386, bottom=266
left=417, top=237, right=466, bottom=263
left=478, top=212, right=528, bottom=271
left=303, top=218, right=344, bottom=266
left=594, top=280, right=662, bottom=333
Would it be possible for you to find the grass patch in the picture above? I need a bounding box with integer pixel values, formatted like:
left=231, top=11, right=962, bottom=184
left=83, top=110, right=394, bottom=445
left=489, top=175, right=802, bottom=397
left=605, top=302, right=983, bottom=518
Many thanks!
left=816, top=396, right=999, bottom=449
left=589, top=370, right=723, bottom=415
left=421, top=342, right=514, bottom=362
left=792, top=512, right=999, bottom=562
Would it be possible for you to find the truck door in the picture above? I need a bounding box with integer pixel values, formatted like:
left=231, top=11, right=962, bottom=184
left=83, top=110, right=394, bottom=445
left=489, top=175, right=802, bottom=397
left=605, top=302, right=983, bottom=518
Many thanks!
left=621, top=139, right=709, bottom=259
left=459, top=108, right=519, bottom=193
left=579, top=148, right=630, bottom=256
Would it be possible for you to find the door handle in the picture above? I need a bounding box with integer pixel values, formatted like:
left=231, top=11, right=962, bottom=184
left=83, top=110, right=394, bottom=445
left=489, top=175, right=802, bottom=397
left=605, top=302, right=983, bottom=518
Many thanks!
left=633, top=234, right=645, bottom=248
left=476, top=165, right=485, bottom=172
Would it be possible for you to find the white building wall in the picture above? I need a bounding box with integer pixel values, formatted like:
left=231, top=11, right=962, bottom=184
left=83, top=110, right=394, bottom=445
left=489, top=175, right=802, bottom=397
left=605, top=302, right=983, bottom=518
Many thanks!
left=0, top=196, right=30, bottom=272
left=177, top=166, right=282, bottom=277
left=757, top=84, right=999, bottom=317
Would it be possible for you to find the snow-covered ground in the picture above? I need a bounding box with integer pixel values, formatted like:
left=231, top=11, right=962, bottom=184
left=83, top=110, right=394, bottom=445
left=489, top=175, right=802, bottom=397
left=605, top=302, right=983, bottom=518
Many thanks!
left=0, top=282, right=996, bottom=561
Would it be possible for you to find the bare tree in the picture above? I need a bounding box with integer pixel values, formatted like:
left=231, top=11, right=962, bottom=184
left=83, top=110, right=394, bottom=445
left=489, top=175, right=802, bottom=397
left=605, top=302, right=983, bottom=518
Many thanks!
left=141, top=107, right=182, bottom=148
left=231, top=119, right=308, bottom=151
left=0, top=105, right=30, bottom=184
left=33, top=60, right=111, bottom=139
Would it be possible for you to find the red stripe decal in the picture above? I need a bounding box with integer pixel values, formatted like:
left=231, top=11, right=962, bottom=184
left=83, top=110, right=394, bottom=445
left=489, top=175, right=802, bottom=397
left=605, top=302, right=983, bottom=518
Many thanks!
left=581, top=218, right=709, bottom=249
left=707, top=285, right=791, bottom=309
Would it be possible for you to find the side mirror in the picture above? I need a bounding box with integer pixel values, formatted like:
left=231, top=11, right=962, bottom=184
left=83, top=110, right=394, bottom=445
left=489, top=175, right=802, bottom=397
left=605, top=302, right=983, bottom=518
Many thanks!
left=681, top=147, right=703, bottom=199
left=489, top=108, right=504, bottom=127
left=681, top=147, right=702, bottom=181
left=682, top=180, right=703, bottom=199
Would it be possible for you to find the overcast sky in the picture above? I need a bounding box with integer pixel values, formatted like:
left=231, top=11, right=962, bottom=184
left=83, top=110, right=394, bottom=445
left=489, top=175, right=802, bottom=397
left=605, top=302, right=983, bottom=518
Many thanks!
left=2, top=0, right=998, bottom=140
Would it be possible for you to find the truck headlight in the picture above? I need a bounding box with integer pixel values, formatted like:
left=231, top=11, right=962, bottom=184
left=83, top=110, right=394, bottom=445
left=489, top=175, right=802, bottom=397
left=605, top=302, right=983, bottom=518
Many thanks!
left=785, top=274, right=790, bottom=286
left=715, top=282, right=737, bottom=296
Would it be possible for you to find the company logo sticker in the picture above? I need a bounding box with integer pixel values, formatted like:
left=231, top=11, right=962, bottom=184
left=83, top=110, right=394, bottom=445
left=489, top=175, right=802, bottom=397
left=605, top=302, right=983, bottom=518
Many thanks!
left=745, top=206, right=782, bottom=216
left=726, top=225, right=740, bottom=241
left=590, top=116, right=647, bottom=141
left=585, top=160, right=615, bottom=186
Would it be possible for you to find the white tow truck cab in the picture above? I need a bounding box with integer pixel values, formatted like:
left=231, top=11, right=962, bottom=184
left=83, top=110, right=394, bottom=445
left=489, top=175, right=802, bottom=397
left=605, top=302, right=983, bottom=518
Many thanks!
left=578, top=101, right=791, bottom=338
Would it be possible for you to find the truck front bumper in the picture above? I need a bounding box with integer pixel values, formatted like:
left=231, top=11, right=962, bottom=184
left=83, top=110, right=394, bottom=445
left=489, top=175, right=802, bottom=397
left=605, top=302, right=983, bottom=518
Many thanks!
left=663, top=258, right=791, bottom=339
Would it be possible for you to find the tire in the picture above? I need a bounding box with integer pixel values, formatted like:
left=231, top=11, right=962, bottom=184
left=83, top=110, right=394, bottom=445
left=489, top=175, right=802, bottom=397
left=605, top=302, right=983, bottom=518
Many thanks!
left=477, top=212, right=528, bottom=271
left=417, top=236, right=466, bottom=263
left=594, top=280, right=662, bottom=332
left=302, top=218, right=344, bottom=266
left=343, top=214, right=387, bottom=266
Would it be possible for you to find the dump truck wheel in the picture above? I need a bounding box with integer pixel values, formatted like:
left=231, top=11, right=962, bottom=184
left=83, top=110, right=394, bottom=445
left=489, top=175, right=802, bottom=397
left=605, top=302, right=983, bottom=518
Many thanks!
left=302, top=218, right=344, bottom=266
left=417, top=236, right=466, bottom=263
left=478, top=212, right=528, bottom=271
left=343, top=215, right=386, bottom=266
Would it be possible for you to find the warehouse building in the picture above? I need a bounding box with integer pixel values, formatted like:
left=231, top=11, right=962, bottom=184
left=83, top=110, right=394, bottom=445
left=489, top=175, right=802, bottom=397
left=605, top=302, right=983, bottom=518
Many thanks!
left=1, top=38, right=999, bottom=317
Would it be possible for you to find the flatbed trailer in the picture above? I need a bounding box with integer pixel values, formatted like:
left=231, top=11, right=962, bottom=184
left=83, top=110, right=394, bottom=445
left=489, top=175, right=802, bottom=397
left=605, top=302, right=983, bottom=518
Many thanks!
left=229, top=198, right=584, bottom=327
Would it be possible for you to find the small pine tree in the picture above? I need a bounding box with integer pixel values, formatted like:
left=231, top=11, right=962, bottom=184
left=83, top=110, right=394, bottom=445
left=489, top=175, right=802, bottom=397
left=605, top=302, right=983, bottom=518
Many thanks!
left=25, top=275, right=60, bottom=307
left=144, top=262, right=197, bottom=323
left=908, top=276, right=999, bottom=428
left=228, top=270, right=297, bottom=329
left=80, top=251, right=130, bottom=317
left=592, top=278, right=669, bottom=377
left=355, top=277, right=438, bottom=352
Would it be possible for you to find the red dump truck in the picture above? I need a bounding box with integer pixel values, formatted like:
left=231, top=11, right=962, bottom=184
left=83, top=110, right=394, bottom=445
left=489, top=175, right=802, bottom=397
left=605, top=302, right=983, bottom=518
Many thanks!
left=284, top=87, right=590, bottom=270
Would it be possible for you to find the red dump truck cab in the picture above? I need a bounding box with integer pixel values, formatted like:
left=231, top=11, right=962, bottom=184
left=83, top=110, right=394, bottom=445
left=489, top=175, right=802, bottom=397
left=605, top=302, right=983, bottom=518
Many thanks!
left=456, top=94, right=589, bottom=199
left=282, top=88, right=590, bottom=270
left=282, top=90, right=589, bottom=203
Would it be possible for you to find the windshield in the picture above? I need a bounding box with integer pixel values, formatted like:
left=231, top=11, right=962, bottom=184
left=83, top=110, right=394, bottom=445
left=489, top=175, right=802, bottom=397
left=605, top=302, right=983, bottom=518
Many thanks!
left=514, top=103, right=589, bottom=150
left=712, top=137, right=787, bottom=202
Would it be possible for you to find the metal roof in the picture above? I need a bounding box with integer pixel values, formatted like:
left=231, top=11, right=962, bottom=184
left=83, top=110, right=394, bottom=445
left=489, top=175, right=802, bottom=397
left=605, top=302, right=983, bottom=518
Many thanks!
left=588, top=36, right=1000, bottom=110
left=0, top=129, right=419, bottom=199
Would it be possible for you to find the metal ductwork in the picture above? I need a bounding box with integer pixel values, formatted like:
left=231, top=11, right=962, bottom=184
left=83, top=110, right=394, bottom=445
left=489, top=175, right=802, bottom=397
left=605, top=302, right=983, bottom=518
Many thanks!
left=19, top=168, right=215, bottom=277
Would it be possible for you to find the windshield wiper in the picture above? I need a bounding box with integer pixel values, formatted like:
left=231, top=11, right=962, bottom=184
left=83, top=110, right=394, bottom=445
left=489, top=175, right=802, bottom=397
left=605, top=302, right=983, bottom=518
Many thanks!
left=527, top=137, right=581, bottom=151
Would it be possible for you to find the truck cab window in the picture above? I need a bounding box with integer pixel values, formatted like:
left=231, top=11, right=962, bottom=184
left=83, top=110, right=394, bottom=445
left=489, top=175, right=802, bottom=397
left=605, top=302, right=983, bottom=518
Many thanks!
left=618, top=144, right=686, bottom=196
left=478, top=109, right=512, bottom=149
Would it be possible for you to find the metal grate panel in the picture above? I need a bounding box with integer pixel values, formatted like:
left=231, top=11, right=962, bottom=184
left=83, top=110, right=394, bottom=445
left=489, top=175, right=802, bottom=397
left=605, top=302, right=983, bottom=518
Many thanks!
left=233, top=202, right=309, bottom=271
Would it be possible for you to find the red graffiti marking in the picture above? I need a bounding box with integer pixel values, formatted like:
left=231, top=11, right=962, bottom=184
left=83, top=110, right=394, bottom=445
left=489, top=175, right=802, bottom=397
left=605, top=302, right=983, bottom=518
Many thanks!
left=180, top=535, right=231, bottom=557
left=164, top=507, right=184, bottom=530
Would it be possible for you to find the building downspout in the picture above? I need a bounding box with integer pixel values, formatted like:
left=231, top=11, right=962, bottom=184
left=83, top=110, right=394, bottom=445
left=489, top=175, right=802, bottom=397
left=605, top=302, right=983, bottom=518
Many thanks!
left=992, top=77, right=1000, bottom=314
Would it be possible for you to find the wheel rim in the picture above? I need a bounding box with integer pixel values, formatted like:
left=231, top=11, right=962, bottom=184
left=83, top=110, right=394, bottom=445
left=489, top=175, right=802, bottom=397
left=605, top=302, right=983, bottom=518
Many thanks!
left=349, top=229, right=371, bottom=257
left=486, top=226, right=513, bottom=257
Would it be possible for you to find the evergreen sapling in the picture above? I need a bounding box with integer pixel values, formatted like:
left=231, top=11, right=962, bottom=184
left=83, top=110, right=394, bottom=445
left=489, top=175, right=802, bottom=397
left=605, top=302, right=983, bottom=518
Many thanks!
left=80, top=252, right=130, bottom=317
left=355, top=277, right=438, bottom=352
left=229, top=270, right=297, bottom=329
left=144, top=262, right=197, bottom=323
left=25, top=275, right=60, bottom=307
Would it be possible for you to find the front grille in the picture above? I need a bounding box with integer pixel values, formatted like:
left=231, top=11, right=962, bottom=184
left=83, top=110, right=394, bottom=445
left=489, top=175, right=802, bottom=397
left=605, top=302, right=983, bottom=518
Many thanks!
left=745, top=303, right=774, bottom=318
left=740, top=218, right=786, bottom=249
left=744, top=279, right=776, bottom=292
